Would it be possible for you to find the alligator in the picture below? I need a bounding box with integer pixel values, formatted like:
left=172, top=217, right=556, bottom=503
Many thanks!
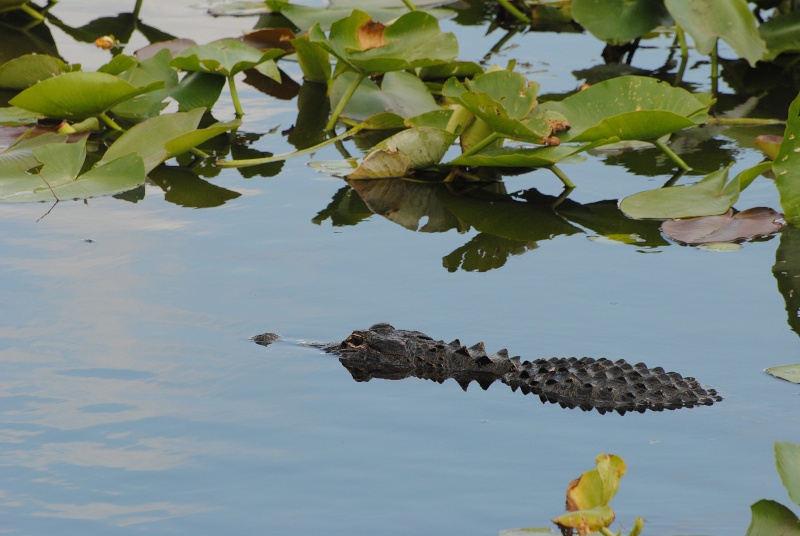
left=252, top=323, right=722, bottom=415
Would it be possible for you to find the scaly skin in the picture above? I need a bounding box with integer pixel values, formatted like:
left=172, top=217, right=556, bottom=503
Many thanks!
left=253, top=323, right=722, bottom=415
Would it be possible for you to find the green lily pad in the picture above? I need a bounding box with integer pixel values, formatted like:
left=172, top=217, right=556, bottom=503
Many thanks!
left=442, top=70, right=554, bottom=144
left=571, top=0, right=672, bottom=45
left=170, top=39, right=284, bottom=77
left=112, top=49, right=179, bottom=119
left=171, top=72, right=227, bottom=112
left=760, top=11, right=800, bottom=61
left=449, top=138, right=614, bottom=167
left=0, top=136, right=145, bottom=202
left=776, top=442, right=800, bottom=506
left=619, top=162, right=771, bottom=219
left=665, top=0, right=766, bottom=67
left=348, top=126, right=457, bottom=179
left=745, top=499, right=800, bottom=536
left=552, top=506, right=615, bottom=534
left=100, top=108, right=211, bottom=173
left=331, top=71, right=440, bottom=123
left=164, top=118, right=242, bottom=157
left=292, top=35, right=331, bottom=83
left=9, top=71, right=162, bottom=120
left=774, top=91, right=800, bottom=226
left=309, top=10, right=458, bottom=74
left=0, top=53, right=67, bottom=90
left=540, top=76, right=711, bottom=142
left=766, top=364, right=800, bottom=385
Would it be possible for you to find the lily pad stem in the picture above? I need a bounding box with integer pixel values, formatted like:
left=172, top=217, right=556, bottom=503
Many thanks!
left=652, top=138, right=690, bottom=171
left=400, top=0, right=418, bottom=10
left=599, top=528, right=616, bottom=536
left=98, top=112, right=124, bottom=132
left=710, top=39, right=719, bottom=99
left=456, top=132, right=502, bottom=160
left=326, top=73, right=366, bottom=131
left=675, top=24, right=688, bottom=61
left=495, top=0, right=530, bottom=23
left=217, top=124, right=366, bottom=168
left=707, top=117, right=785, bottom=126
left=549, top=165, right=575, bottom=189
left=228, top=75, right=244, bottom=118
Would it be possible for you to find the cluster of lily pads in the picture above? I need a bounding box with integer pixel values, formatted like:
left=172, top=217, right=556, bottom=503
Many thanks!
left=0, top=0, right=799, bottom=230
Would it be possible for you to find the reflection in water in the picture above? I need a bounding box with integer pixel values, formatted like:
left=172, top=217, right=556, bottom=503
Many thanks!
left=314, top=179, right=668, bottom=271
left=773, top=226, right=800, bottom=338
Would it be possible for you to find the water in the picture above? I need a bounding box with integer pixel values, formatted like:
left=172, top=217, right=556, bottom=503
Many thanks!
left=1, top=2, right=800, bottom=534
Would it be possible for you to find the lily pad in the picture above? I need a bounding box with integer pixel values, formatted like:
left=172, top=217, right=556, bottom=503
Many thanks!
left=449, top=138, right=615, bottom=168
left=765, top=364, right=800, bottom=385
left=112, top=49, right=179, bottom=119
left=661, top=207, right=786, bottom=245
left=776, top=441, right=800, bottom=506
left=665, top=0, right=766, bottom=67
left=309, top=10, right=458, bottom=74
left=540, top=76, right=711, bottom=142
left=98, top=108, right=231, bottom=174
left=0, top=53, right=67, bottom=90
left=619, top=162, right=771, bottom=220
left=760, top=11, right=800, bottom=62
left=331, top=71, right=440, bottom=123
left=0, top=136, right=145, bottom=202
left=442, top=70, right=554, bottom=144
left=552, top=505, right=615, bottom=534
left=170, top=39, right=284, bottom=77
left=571, top=0, right=672, bottom=45
left=9, top=71, right=162, bottom=120
left=773, top=91, right=800, bottom=225
left=745, top=499, right=800, bottom=536
left=348, top=126, right=457, bottom=179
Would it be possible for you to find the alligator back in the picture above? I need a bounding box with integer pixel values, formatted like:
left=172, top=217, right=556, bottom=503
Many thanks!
left=328, top=323, right=722, bottom=415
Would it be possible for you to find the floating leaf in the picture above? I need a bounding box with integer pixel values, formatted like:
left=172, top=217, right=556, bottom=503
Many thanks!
left=171, top=72, right=226, bottom=112
left=99, top=108, right=206, bottom=173
left=619, top=162, right=771, bottom=220
left=331, top=71, right=440, bottom=123
left=540, top=76, right=711, bottom=143
left=552, top=506, right=615, bottom=534
left=170, top=39, right=284, bottom=76
left=766, top=364, right=800, bottom=385
left=756, top=134, right=784, bottom=160
left=112, top=49, right=179, bottom=119
left=662, top=207, right=786, bottom=245
left=292, top=35, right=331, bottom=83
left=760, top=11, right=800, bottom=62
left=135, top=38, right=197, bottom=61
left=665, top=0, right=766, bottom=67
left=0, top=53, right=67, bottom=90
left=776, top=442, right=800, bottom=507
left=348, top=127, right=457, bottom=179
left=443, top=70, right=540, bottom=136
left=309, top=10, right=458, bottom=74
left=449, top=138, right=615, bottom=168
left=0, top=137, right=145, bottom=202
left=9, top=71, right=161, bottom=120
left=745, top=499, right=800, bottom=536
left=571, top=0, right=672, bottom=45
left=774, top=92, right=800, bottom=226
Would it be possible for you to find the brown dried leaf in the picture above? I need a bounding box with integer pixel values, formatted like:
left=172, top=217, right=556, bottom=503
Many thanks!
left=661, top=207, right=786, bottom=245
left=357, top=20, right=387, bottom=50
left=241, top=28, right=297, bottom=53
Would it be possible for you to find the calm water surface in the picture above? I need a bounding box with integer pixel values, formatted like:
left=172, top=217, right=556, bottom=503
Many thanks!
left=1, top=2, right=799, bottom=535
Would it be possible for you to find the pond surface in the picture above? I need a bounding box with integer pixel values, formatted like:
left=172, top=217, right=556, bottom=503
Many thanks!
left=2, top=2, right=800, bottom=535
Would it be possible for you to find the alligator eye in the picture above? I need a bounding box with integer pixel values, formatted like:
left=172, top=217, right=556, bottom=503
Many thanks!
left=346, top=334, right=365, bottom=347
